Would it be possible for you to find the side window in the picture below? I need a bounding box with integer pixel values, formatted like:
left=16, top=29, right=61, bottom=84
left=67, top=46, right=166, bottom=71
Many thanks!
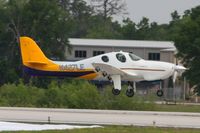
left=101, top=56, right=109, bottom=62
left=75, top=50, right=87, bottom=58
left=148, top=53, right=160, bottom=61
left=93, top=51, right=105, bottom=56
left=116, top=53, right=126, bottom=63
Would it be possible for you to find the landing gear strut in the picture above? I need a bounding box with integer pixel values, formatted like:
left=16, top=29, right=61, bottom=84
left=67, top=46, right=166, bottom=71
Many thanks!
left=156, top=81, right=163, bottom=97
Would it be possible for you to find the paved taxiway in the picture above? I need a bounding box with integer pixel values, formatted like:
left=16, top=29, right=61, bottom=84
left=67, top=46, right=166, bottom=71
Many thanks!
left=0, top=107, right=200, bottom=128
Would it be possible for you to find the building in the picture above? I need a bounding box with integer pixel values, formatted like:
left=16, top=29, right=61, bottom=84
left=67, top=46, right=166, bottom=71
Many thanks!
left=66, top=38, right=176, bottom=63
left=66, top=38, right=179, bottom=99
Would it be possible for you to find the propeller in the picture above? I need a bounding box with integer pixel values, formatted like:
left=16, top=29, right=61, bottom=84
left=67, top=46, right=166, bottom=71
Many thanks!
left=172, top=70, right=178, bottom=84
left=172, top=58, right=186, bottom=84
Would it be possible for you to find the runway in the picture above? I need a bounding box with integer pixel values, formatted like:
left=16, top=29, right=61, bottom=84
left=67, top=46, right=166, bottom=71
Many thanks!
left=0, top=107, right=200, bottom=128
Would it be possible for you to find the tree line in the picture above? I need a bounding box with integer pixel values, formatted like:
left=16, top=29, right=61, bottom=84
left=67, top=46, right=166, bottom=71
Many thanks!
left=0, top=0, right=200, bottom=94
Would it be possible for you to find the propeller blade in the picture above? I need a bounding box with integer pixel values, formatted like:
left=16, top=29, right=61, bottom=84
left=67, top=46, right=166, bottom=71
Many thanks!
left=173, top=71, right=178, bottom=84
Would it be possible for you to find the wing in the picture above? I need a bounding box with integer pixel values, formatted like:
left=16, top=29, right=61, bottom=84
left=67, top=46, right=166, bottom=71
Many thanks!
left=92, top=63, right=141, bottom=79
left=92, top=63, right=143, bottom=91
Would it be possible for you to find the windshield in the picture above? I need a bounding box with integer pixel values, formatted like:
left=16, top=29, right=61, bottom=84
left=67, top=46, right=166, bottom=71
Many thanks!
left=129, top=53, right=142, bottom=61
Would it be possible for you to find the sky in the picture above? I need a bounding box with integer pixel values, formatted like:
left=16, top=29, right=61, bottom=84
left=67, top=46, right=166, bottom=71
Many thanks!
left=115, top=0, right=200, bottom=24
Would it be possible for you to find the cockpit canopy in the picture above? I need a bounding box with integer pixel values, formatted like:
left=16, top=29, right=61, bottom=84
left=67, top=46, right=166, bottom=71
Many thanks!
left=101, top=52, right=142, bottom=63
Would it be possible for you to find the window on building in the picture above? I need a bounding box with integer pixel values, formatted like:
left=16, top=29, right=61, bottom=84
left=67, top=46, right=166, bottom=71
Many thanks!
left=148, top=53, right=160, bottom=60
left=93, top=51, right=105, bottom=56
left=75, top=50, right=87, bottom=58
left=116, top=53, right=126, bottom=63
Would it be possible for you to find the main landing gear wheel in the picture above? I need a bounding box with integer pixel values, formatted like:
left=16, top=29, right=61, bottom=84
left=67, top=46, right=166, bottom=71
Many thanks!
left=157, top=90, right=163, bottom=97
left=126, top=89, right=134, bottom=97
left=112, top=88, right=121, bottom=95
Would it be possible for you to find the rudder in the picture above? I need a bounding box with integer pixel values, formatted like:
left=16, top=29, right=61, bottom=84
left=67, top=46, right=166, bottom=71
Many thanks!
left=19, top=37, right=49, bottom=66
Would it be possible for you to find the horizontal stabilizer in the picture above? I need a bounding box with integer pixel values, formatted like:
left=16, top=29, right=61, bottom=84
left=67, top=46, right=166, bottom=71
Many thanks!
left=25, top=61, right=47, bottom=65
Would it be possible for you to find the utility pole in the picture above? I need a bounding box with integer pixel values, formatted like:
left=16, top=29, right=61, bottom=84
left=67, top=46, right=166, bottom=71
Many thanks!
left=183, top=77, right=186, bottom=101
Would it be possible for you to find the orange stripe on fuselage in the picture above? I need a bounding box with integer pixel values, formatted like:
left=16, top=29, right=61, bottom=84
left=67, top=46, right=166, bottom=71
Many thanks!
left=78, top=72, right=98, bottom=80
left=121, top=68, right=165, bottom=71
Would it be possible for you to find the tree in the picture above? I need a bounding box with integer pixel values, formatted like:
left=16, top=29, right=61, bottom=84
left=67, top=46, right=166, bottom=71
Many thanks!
left=59, top=0, right=94, bottom=37
left=89, top=0, right=127, bottom=20
left=183, top=10, right=191, bottom=18
left=145, top=22, right=170, bottom=41
left=0, top=0, right=72, bottom=86
left=121, top=18, right=136, bottom=39
left=0, top=0, right=27, bottom=84
left=22, top=0, right=71, bottom=59
left=136, top=17, right=150, bottom=39
left=174, top=6, right=200, bottom=94
left=171, top=10, right=180, bottom=22
left=86, top=17, right=122, bottom=39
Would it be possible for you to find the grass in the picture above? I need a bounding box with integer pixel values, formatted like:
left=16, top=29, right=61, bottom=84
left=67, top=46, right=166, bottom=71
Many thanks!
left=2, top=126, right=200, bottom=133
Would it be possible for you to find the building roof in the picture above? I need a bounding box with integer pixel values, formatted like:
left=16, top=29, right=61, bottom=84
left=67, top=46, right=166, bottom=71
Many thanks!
left=160, top=48, right=176, bottom=52
left=69, top=38, right=176, bottom=49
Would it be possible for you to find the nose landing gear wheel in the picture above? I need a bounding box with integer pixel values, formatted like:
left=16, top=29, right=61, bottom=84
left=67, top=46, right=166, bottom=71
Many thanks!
left=157, top=90, right=163, bottom=97
left=126, top=89, right=134, bottom=97
left=112, top=88, right=121, bottom=95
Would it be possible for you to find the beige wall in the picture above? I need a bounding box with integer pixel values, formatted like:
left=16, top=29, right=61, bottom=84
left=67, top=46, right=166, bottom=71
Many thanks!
left=66, top=45, right=175, bottom=63
left=160, top=51, right=175, bottom=63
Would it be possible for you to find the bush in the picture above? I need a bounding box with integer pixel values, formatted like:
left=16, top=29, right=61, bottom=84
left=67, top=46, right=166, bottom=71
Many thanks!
left=0, top=82, right=44, bottom=107
left=99, top=85, right=155, bottom=110
left=0, top=79, right=156, bottom=110
left=58, top=80, right=101, bottom=109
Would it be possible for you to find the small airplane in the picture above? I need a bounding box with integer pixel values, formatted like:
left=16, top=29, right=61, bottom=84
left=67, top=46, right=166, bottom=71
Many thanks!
left=19, top=37, right=186, bottom=97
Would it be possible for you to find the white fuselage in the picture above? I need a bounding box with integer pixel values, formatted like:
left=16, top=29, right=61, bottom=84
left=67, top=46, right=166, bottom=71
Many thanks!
left=53, top=51, right=175, bottom=82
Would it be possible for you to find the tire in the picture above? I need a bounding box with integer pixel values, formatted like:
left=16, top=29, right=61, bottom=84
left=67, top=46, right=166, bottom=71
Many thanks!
left=126, top=89, right=134, bottom=97
left=107, top=75, right=112, bottom=81
left=157, top=90, right=163, bottom=97
left=95, top=67, right=100, bottom=72
left=102, top=71, right=107, bottom=77
left=112, top=88, right=120, bottom=95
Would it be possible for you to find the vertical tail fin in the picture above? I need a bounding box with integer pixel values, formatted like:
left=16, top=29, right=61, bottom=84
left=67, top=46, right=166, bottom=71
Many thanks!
left=19, top=37, right=50, bottom=66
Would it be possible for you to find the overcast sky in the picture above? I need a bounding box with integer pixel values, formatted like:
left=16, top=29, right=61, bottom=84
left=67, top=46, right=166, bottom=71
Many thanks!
left=116, top=0, right=200, bottom=24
